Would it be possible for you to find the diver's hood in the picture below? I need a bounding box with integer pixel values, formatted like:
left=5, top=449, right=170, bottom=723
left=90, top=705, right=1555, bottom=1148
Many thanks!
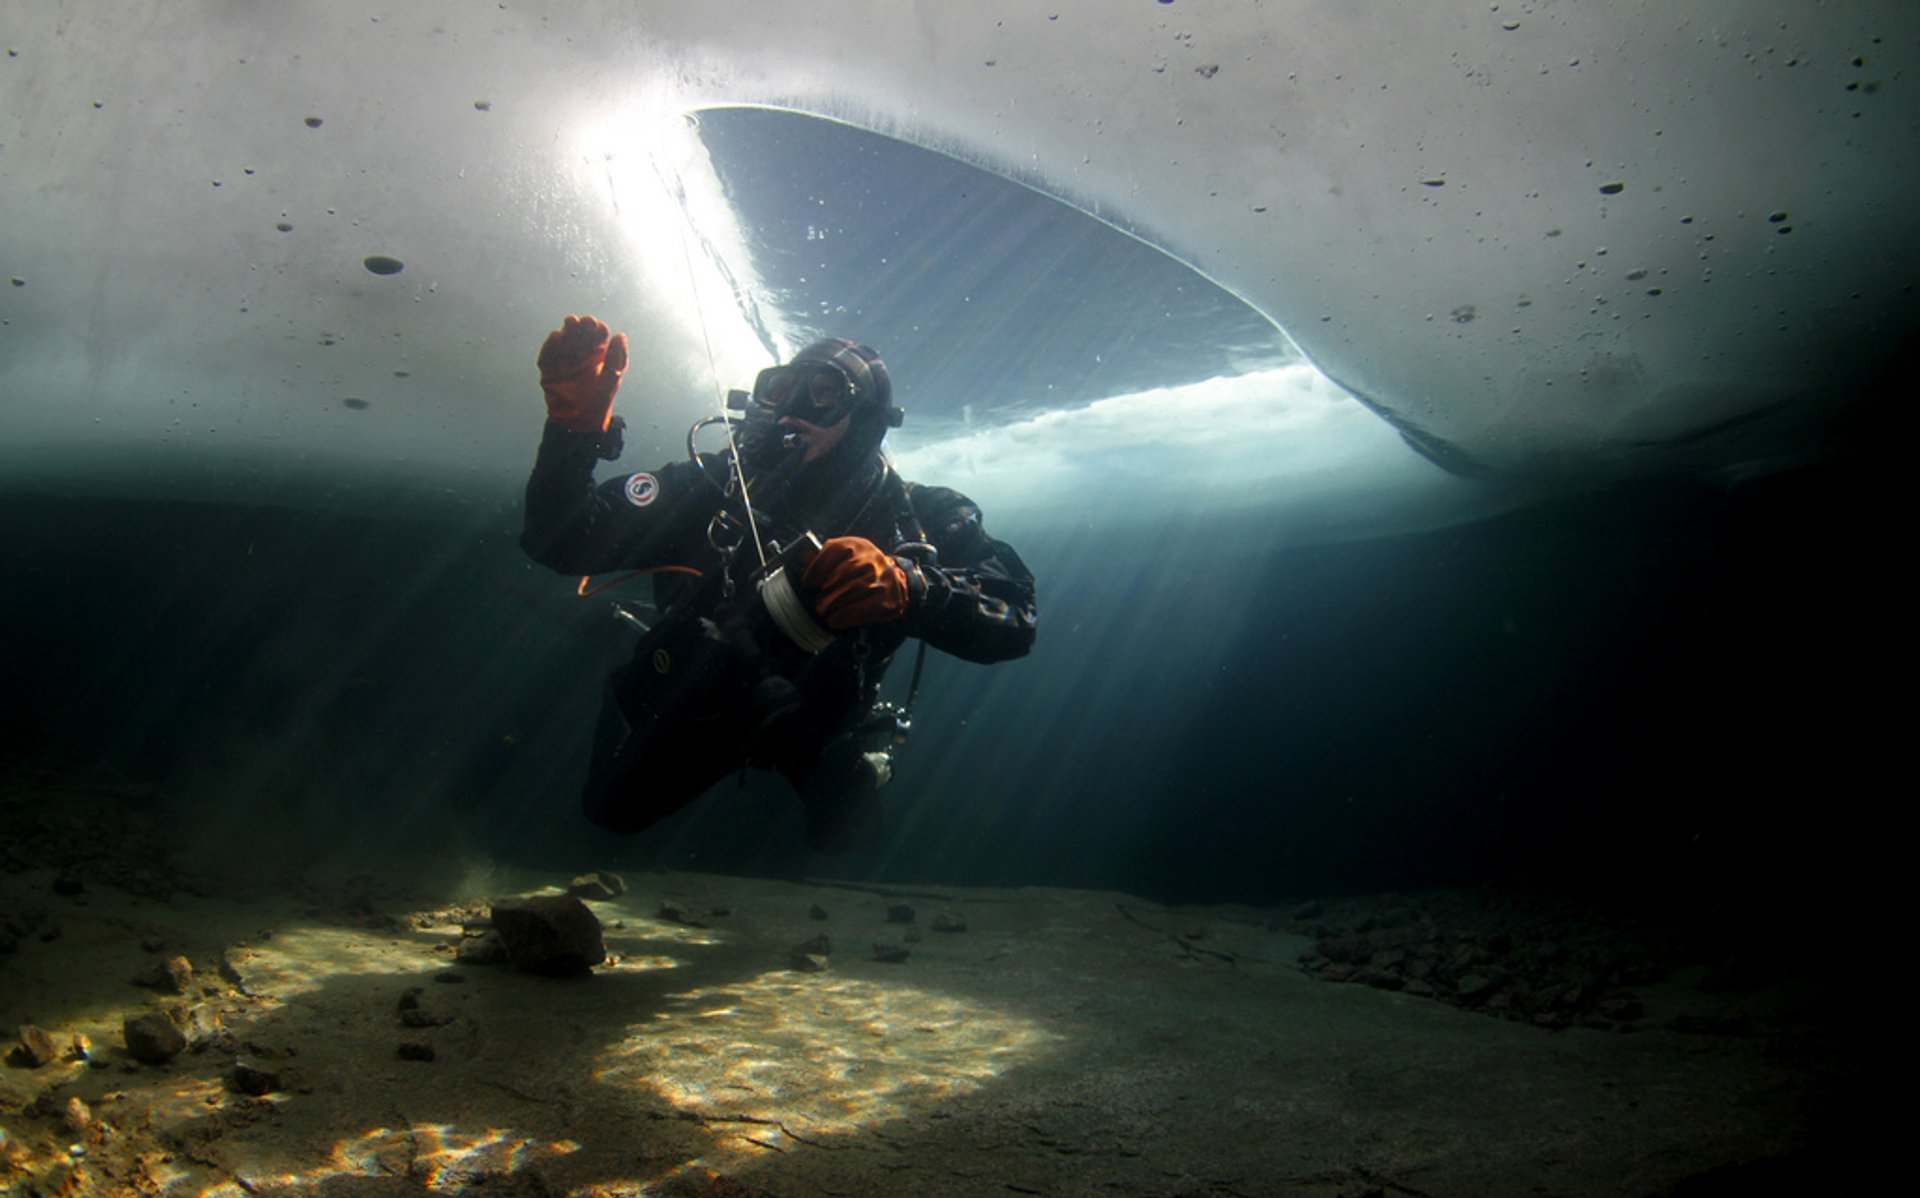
left=736, top=339, right=902, bottom=472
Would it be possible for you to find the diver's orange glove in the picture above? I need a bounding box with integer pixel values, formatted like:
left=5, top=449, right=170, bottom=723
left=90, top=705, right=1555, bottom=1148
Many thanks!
left=799, top=537, right=910, bottom=630
left=537, top=314, right=629, bottom=432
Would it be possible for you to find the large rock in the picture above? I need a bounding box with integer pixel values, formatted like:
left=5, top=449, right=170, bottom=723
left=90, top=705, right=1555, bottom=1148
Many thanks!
left=489, top=895, right=605, bottom=976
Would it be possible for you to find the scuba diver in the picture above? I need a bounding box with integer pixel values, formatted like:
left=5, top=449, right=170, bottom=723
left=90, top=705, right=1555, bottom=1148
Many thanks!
left=521, top=315, right=1037, bottom=852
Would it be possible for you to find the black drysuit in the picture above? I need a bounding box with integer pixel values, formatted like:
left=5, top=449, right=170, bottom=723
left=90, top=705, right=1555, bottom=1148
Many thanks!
left=521, top=420, right=1037, bottom=848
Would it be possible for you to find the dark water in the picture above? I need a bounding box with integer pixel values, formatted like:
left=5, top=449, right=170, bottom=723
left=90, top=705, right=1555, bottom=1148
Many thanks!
left=1, top=449, right=1894, bottom=947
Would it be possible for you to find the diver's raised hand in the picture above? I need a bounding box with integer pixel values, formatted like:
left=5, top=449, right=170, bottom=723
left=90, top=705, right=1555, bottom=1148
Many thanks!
left=537, top=314, right=629, bottom=432
left=799, top=537, right=910, bottom=629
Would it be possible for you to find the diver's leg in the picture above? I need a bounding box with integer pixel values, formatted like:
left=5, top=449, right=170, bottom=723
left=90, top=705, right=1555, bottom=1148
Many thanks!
left=787, top=737, right=888, bottom=854
left=581, top=667, right=742, bottom=834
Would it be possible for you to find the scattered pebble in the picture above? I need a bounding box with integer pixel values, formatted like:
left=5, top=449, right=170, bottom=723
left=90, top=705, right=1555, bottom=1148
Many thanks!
left=123, top=1011, right=186, bottom=1064
left=230, top=1059, right=280, bottom=1096
left=16, top=1024, right=59, bottom=1068
left=656, top=903, right=708, bottom=928
left=397, top=1040, right=435, bottom=1062
left=455, top=929, right=506, bottom=966
left=362, top=255, right=405, bottom=276
left=567, top=870, right=625, bottom=900
left=872, top=942, right=911, bottom=964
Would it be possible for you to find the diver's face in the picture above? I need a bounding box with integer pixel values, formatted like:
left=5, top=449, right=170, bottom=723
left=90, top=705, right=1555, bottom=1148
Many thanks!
left=777, top=412, right=852, bottom=463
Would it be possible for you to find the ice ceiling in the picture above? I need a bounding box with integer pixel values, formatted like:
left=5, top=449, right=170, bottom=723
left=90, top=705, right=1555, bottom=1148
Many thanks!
left=2, top=1, right=1915, bottom=539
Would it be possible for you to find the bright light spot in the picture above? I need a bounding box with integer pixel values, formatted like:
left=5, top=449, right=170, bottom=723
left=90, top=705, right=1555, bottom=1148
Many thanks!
left=204, top=1123, right=582, bottom=1194
left=575, top=105, right=787, bottom=407
left=594, top=971, right=1056, bottom=1149
left=892, top=364, right=1514, bottom=540
left=221, top=926, right=452, bottom=1000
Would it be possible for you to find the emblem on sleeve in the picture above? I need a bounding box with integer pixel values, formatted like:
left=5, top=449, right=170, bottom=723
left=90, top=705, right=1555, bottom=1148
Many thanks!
left=623, top=472, right=660, bottom=507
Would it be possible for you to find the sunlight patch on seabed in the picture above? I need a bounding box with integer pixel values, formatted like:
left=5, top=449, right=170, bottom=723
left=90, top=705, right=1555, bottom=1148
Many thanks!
left=192, top=1125, right=584, bottom=1196
left=218, top=926, right=453, bottom=1001
left=226, top=909, right=710, bottom=1001
left=593, top=971, right=1058, bottom=1148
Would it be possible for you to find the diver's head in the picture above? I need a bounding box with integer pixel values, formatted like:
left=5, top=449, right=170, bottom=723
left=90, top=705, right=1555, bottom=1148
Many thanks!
left=738, top=340, right=900, bottom=470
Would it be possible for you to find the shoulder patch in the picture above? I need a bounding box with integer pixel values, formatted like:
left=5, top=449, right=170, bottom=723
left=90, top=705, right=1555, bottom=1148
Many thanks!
left=623, top=472, right=660, bottom=507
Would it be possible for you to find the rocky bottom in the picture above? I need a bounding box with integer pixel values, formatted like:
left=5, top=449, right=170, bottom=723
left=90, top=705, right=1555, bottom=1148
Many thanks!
left=1, top=781, right=1861, bottom=1197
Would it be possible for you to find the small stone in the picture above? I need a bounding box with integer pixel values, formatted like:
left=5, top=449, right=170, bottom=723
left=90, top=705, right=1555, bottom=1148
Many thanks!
left=872, top=942, right=911, bottom=964
left=178, top=1004, right=225, bottom=1050
left=566, top=870, right=625, bottom=901
left=397, top=1040, right=435, bottom=1062
left=154, top=955, right=194, bottom=994
left=931, top=913, right=968, bottom=933
left=789, top=952, right=829, bottom=973
left=64, top=1096, right=92, bottom=1133
left=230, top=1059, right=279, bottom=1095
left=886, top=904, right=915, bottom=924
left=808, top=904, right=829, bottom=921
left=17, top=1024, right=59, bottom=1068
left=123, top=1012, right=187, bottom=1063
left=1317, top=936, right=1372, bottom=965
left=656, top=903, right=708, bottom=928
left=455, top=930, right=507, bottom=966
left=1597, top=996, right=1644, bottom=1022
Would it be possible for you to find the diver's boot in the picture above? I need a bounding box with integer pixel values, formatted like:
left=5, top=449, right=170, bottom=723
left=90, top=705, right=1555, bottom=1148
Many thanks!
left=798, top=745, right=884, bottom=855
